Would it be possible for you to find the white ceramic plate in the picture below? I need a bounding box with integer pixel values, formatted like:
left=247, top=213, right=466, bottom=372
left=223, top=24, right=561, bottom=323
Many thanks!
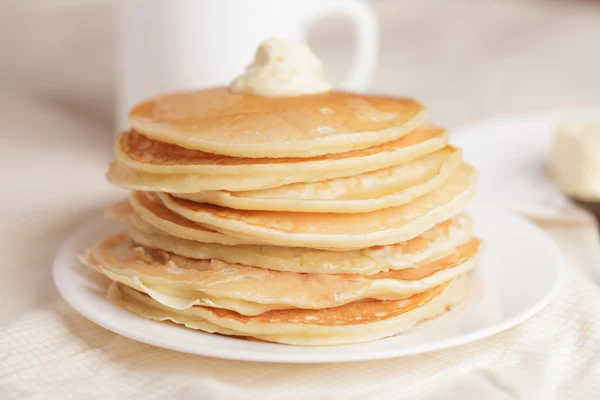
left=53, top=205, right=564, bottom=363
left=452, top=109, right=600, bottom=220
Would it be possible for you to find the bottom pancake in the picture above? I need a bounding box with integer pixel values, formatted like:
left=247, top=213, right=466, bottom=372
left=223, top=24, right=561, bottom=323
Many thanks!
left=107, top=276, right=469, bottom=346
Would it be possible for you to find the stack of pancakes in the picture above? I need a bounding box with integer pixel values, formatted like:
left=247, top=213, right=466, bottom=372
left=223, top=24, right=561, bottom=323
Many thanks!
left=84, top=88, right=480, bottom=345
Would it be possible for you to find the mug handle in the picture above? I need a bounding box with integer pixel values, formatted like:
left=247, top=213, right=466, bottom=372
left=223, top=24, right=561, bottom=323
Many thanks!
left=304, top=0, right=379, bottom=91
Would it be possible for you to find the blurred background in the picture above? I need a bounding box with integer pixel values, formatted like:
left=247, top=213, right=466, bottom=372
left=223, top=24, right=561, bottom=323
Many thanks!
left=1, top=0, right=599, bottom=132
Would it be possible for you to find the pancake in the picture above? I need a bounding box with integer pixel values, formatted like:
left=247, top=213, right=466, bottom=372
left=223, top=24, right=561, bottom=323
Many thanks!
left=155, top=164, right=477, bottom=249
left=96, top=40, right=480, bottom=347
left=109, top=125, right=449, bottom=192
left=128, top=88, right=427, bottom=158
left=126, top=192, right=257, bottom=245
left=84, top=233, right=479, bottom=315
left=127, top=209, right=475, bottom=275
left=173, top=147, right=462, bottom=213
left=108, top=275, right=468, bottom=345
left=127, top=187, right=477, bottom=252
left=112, top=198, right=475, bottom=273
left=117, top=124, right=446, bottom=176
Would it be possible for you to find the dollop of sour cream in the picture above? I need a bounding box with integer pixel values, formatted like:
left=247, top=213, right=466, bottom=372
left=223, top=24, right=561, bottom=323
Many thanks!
left=229, top=38, right=332, bottom=97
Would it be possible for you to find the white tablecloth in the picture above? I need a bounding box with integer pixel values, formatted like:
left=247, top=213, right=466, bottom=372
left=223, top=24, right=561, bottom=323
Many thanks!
left=1, top=0, right=600, bottom=398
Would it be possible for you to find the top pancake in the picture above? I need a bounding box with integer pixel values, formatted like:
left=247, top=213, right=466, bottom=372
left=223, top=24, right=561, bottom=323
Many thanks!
left=129, top=88, right=426, bottom=158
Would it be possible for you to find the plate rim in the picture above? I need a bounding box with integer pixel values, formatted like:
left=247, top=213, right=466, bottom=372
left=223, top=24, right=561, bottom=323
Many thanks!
left=53, top=204, right=566, bottom=363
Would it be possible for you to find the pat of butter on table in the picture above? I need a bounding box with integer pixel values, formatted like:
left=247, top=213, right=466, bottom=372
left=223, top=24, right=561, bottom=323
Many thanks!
left=551, top=121, right=600, bottom=200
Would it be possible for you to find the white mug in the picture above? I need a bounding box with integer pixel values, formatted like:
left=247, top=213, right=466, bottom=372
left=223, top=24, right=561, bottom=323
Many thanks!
left=117, top=0, right=379, bottom=130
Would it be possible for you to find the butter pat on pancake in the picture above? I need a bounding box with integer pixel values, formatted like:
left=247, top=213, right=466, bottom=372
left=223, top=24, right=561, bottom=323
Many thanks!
left=129, top=88, right=426, bottom=158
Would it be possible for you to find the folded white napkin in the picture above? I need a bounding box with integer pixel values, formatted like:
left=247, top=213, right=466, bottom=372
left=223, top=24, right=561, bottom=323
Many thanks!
left=2, top=216, right=599, bottom=400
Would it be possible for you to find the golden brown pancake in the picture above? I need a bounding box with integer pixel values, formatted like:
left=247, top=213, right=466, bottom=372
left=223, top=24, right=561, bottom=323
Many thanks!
left=91, top=41, right=482, bottom=347
left=117, top=124, right=446, bottom=174
left=110, top=124, right=449, bottom=194
left=154, top=164, right=477, bottom=249
left=110, top=198, right=475, bottom=274
left=126, top=192, right=257, bottom=245
left=83, top=232, right=480, bottom=314
left=172, top=147, right=462, bottom=213
left=109, top=275, right=469, bottom=345
left=128, top=88, right=427, bottom=158
left=125, top=209, right=475, bottom=275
